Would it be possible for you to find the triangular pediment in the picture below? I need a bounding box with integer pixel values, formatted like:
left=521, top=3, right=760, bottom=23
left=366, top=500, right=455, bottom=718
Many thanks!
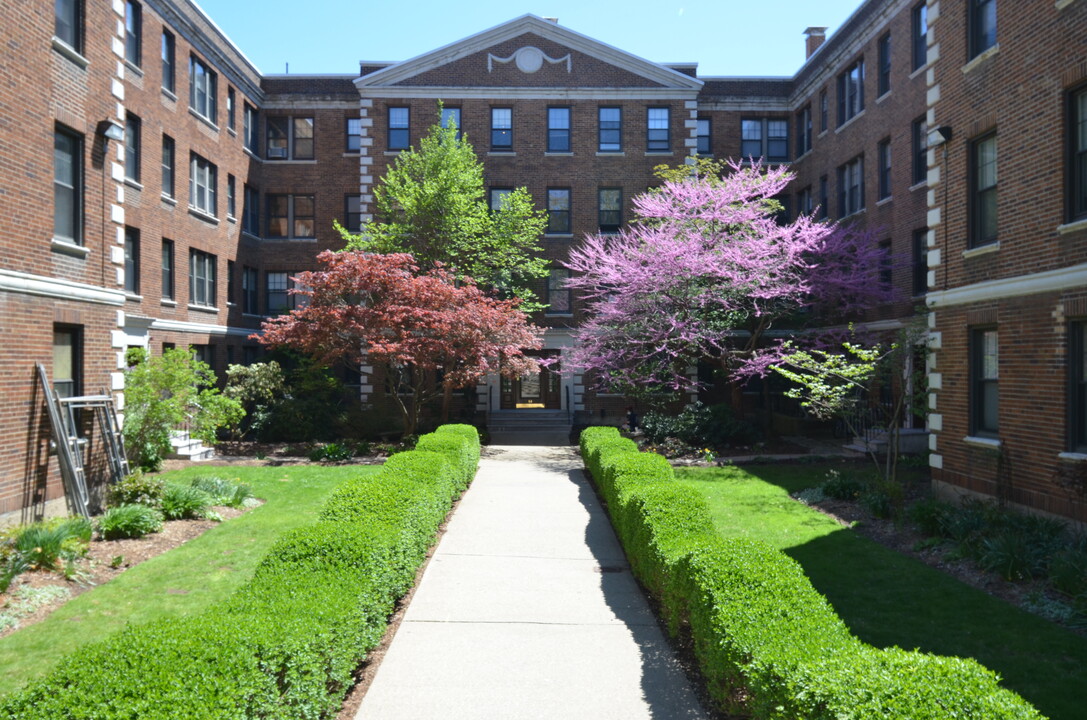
left=356, top=15, right=702, bottom=96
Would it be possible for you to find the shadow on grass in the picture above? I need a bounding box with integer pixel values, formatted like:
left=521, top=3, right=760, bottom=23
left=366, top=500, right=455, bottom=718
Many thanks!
left=728, top=463, right=1087, bottom=720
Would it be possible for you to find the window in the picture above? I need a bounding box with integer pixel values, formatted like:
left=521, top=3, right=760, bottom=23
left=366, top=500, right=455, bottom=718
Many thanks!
left=912, top=3, right=928, bottom=71
left=266, top=272, right=295, bottom=314
left=547, top=269, right=572, bottom=315
left=161, top=135, right=174, bottom=197
left=267, top=194, right=315, bottom=238
left=346, top=118, right=362, bottom=152
left=189, top=250, right=217, bottom=307
left=599, top=107, right=621, bottom=152
left=189, top=56, right=216, bottom=122
left=819, top=89, right=828, bottom=132
left=912, top=116, right=928, bottom=185
left=1071, top=321, right=1087, bottom=452
left=491, top=108, right=512, bottom=150
left=547, top=188, right=571, bottom=234
left=696, top=117, right=711, bottom=155
left=242, top=266, right=258, bottom=314
left=818, top=175, right=829, bottom=220
left=878, top=33, right=891, bottom=96
left=53, top=326, right=82, bottom=400
left=838, top=155, right=864, bottom=217
left=161, top=30, right=174, bottom=92
left=647, top=107, right=670, bottom=152
left=489, top=187, right=512, bottom=212
left=243, top=103, right=258, bottom=152
left=345, top=195, right=362, bottom=233
left=796, top=106, right=812, bottom=156
left=798, top=186, right=813, bottom=215
left=161, top=238, right=174, bottom=300
left=124, top=227, right=140, bottom=294
left=971, top=132, right=998, bottom=246
left=124, top=113, right=140, bottom=182
left=1070, top=86, right=1087, bottom=222
left=227, top=260, right=235, bottom=305
left=969, top=0, right=997, bottom=59
left=243, top=185, right=259, bottom=235
left=54, top=126, right=82, bottom=244
left=878, top=139, right=892, bottom=200
left=879, top=239, right=893, bottom=289
left=741, top=118, right=788, bottom=162
left=598, top=188, right=622, bottom=232
left=388, top=107, right=409, bottom=150
left=189, top=154, right=216, bottom=216
left=226, top=174, right=236, bottom=218
left=441, top=106, right=461, bottom=139
left=125, top=1, right=141, bottom=66
left=971, top=327, right=999, bottom=436
left=912, top=228, right=928, bottom=296
left=55, top=0, right=80, bottom=51
left=267, top=117, right=314, bottom=160
left=227, top=87, right=235, bottom=131
left=837, top=59, right=865, bottom=126
left=548, top=107, right=571, bottom=152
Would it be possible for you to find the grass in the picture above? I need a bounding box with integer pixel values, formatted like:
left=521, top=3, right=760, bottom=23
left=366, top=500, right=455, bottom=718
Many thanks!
left=0, top=464, right=374, bottom=697
left=677, top=462, right=1087, bottom=720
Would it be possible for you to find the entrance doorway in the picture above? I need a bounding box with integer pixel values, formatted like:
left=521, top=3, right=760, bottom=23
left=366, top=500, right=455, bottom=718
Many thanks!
left=500, top=352, right=561, bottom=409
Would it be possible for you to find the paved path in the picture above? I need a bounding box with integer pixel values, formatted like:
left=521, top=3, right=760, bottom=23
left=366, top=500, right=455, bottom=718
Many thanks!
left=355, top=445, right=708, bottom=720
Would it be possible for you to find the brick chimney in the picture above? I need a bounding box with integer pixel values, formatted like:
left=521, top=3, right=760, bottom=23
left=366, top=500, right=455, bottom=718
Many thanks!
left=804, top=27, right=829, bottom=59
left=542, top=17, right=559, bottom=24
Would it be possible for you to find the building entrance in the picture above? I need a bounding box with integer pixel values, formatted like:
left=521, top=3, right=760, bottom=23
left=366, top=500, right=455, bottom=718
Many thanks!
left=500, top=352, right=561, bottom=409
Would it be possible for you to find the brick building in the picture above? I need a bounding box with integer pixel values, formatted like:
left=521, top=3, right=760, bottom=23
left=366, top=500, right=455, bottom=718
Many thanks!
left=2, top=0, right=1085, bottom=523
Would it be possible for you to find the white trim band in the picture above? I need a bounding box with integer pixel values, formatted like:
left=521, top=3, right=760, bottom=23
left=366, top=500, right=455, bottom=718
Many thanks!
left=0, top=269, right=126, bottom=306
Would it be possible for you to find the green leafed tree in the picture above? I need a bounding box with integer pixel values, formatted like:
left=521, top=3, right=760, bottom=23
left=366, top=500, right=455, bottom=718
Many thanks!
left=342, top=105, right=549, bottom=311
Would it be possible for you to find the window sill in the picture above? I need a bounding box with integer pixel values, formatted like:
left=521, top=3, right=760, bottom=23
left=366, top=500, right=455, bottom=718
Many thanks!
left=51, top=37, right=88, bottom=68
left=227, top=215, right=237, bottom=224
left=1058, top=451, right=1087, bottom=462
left=909, top=180, right=928, bottom=193
left=161, top=299, right=177, bottom=307
left=243, top=147, right=263, bottom=162
left=51, top=238, right=90, bottom=258
left=124, top=60, right=143, bottom=78
left=840, top=208, right=866, bottom=221
left=241, top=231, right=262, bottom=242
left=644, top=151, right=674, bottom=157
left=962, top=242, right=999, bottom=259
left=227, top=128, right=237, bottom=137
left=161, top=193, right=177, bottom=206
left=384, top=150, right=404, bottom=156
left=908, top=62, right=930, bottom=81
left=543, top=233, right=574, bottom=239
left=487, top=150, right=516, bottom=156
left=264, top=237, right=317, bottom=243
left=188, top=304, right=220, bottom=314
left=125, top=292, right=143, bottom=302
left=876, top=196, right=892, bottom=207
left=818, top=129, right=828, bottom=139
left=835, top=110, right=866, bottom=134
left=596, top=151, right=625, bottom=157
left=1057, top=218, right=1087, bottom=235
left=794, top=149, right=812, bottom=162
left=343, top=151, right=361, bottom=158
left=544, top=313, right=574, bottom=318
left=188, top=207, right=220, bottom=225
left=161, top=88, right=178, bottom=102
left=188, top=108, right=220, bottom=133
left=545, top=152, right=574, bottom=157
left=962, top=44, right=1000, bottom=75
left=1056, top=0, right=1079, bottom=8
left=876, top=90, right=892, bottom=104
left=242, top=312, right=263, bottom=319
left=963, top=435, right=1001, bottom=450
left=124, top=178, right=143, bottom=192
left=264, top=159, right=317, bottom=164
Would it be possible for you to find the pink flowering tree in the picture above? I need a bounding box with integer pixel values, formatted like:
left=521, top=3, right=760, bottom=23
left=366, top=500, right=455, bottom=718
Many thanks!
left=563, top=160, right=892, bottom=401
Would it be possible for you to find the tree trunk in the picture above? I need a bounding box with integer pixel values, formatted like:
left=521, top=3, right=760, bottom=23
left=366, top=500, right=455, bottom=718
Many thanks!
left=441, top=380, right=454, bottom=423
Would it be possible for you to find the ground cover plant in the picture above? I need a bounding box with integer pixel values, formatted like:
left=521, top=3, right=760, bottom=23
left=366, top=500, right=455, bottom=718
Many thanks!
left=579, top=427, right=1045, bottom=719
left=676, top=461, right=1087, bottom=720
left=0, top=425, right=479, bottom=717
left=0, top=464, right=372, bottom=697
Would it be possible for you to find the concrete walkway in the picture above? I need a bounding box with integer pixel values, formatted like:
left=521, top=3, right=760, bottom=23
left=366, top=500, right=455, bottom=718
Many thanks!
left=355, top=445, right=708, bottom=720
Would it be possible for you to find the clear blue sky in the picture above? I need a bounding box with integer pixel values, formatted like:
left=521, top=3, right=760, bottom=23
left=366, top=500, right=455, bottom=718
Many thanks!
left=193, top=0, right=864, bottom=77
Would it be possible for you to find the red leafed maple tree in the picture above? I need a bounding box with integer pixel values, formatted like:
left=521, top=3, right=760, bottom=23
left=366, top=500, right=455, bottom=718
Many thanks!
left=257, top=250, right=542, bottom=434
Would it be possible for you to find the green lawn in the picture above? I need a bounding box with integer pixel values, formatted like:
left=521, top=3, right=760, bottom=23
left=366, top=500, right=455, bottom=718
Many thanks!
left=0, top=464, right=374, bottom=697
left=677, top=463, right=1087, bottom=720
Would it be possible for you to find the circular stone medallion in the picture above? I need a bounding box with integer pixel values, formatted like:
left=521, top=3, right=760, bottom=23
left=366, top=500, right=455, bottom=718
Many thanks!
left=515, top=47, right=545, bottom=73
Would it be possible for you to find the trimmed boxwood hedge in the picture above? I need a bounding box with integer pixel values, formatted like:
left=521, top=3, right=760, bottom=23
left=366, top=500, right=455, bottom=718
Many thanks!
left=579, top=426, right=1044, bottom=720
left=0, top=425, right=479, bottom=719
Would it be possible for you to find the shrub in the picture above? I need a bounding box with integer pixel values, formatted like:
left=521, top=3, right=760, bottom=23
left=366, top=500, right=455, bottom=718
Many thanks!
left=11, top=517, right=92, bottom=572
left=308, top=442, right=354, bottom=463
left=908, top=497, right=955, bottom=536
left=0, top=424, right=475, bottom=719
left=106, top=470, right=166, bottom=508
left=189, top=476, right=253, bottom=508
left=99, top=504, right=164, bottom=539
left=160, top=484, right=213, bottom=520
left=821, top=468, right=864, bottom=501
left=641, top=402, right=760, bottom=448
left=1049, top=544, right=1087, bottom=597
left=415, top=429, right=479, bottom=491
left=979, top=529, right=1048, bottom=582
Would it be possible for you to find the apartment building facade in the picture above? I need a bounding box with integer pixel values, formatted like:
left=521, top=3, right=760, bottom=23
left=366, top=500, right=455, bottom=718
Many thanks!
left=2, top=0, right=1084, bottom=523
